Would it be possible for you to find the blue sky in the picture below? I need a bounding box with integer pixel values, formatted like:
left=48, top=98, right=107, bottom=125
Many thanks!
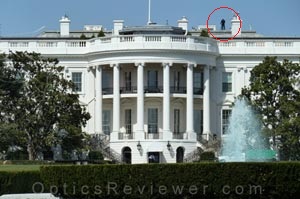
left=0, top=0, right=299, bottom=37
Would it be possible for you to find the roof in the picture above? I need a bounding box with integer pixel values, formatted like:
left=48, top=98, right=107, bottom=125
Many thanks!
left=120, top=24, right=186, bottom=35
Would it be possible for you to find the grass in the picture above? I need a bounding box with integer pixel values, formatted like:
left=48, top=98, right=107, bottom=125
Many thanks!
left=0, top=165, right=40, bottom=172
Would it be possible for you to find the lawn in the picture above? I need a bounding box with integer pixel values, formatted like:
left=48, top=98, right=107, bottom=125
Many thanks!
left=0, top=165, right=40, bottom=172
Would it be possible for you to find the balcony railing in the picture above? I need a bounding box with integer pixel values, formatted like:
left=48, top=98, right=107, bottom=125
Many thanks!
left=170, top=87, right=186, bottom=94
left=120, top=86, right=137, bottom=94
left=173, top=132, right=186, bottom=139
left=197, top=133, right=206, bottom=142
left=102, top=87, right=113, bottom=95
left=193, top=88, right=203, bottom=95
left=144, top=86, right=163, bottom=93
left=145, top=132, right=162, bottom=139
left=118, top=133, right=134, bottom=140
left=102, top=86, right=203, bottom=95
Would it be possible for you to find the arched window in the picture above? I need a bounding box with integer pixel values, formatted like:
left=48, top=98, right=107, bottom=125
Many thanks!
left=122, top=147, right=132, bottom=164
left=176, top=147, right=184, bottom=163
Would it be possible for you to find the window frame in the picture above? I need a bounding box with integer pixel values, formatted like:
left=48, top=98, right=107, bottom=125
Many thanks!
left=174, top=109, right=180, bottom=133
left=222, top=72, right=233, bottom=93
left=148, top=108, right=158, bottom=134
left=221, top=109, right=232, bottom=135
left=194, top=109, right=203, bottom=134
left=147, top=70, right=158, bottom=88
left=102, top=110, right=111, bottom=135
left=125, top=71, right=132, bottom=91
left=71, top=72, right=83, bottom=93
left=125, top=109, right=132, bottom=134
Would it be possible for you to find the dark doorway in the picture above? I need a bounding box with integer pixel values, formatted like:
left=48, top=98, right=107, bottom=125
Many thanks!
left=122, top=147, right=132, bottom=164
left=148, top=152, right=160, bottom=163
left=176, top=147, right=184, bottom=163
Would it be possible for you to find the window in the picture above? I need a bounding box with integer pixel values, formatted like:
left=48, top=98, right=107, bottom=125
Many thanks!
left=102, top=110, right=111, bottom=135
left=193, top=71, right=203, bottom=94
left=174, top=109, right=180, bottom=133
left=125, top=109, right=132, bottom=134
left=222, top=72, right=232, bottom=92
left=72, top=72, right=82, bottom=92
left=173, top=71, right=180, bottom=90
left=194, top=110, right=203, bottom=134
left=148, top=108, right=158, bottom=134
left=102, top=71, right=112, bottom=94
left=125, top=72, right=132, bottom=91
left=148, top=152, right=160, bottom=163
left=222, top=110, right=232, bottom=134
left=148, top=70, right=158, bottom=88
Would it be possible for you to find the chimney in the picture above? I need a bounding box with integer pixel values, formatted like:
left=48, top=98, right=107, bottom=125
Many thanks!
left=177, top=16, right=188, bottom=32
left=59, top=15, right=70, bottom=37
left=231, top=14, right=242, bottom=36
left=113, top=20, right=124, bottom=36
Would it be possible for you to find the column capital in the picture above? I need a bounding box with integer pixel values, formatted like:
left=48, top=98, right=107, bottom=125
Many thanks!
left=134, top=62, right=145, bottom=67
left=88, top=65, right=96, bottom=71
left=187, top=63, right=197, bottom=68
left=162, top=62, right=173, bottom=67
left=110, top=63, right=120, bottom=68
left=237, top=66, right=247, bottom=72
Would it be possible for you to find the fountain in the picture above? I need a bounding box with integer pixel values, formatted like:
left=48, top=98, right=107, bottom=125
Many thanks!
left=219, top=98, right=274, bottom=162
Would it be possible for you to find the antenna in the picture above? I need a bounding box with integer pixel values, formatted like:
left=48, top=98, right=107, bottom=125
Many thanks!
left=147, top=0, right=152, bottom=25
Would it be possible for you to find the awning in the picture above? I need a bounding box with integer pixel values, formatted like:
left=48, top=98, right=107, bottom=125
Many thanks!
left=147, top=143, right=164, bottom=152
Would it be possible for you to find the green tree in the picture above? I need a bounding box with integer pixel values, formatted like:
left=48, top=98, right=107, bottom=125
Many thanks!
left=200, top=29, right=209, bottom=37
left=97, top=30, right=105, bottom=37
left=79, top=33, right=87, bottom=39
left=0, top=51, right=90, bottom=160
left=242, top=56, right=300, bottom=160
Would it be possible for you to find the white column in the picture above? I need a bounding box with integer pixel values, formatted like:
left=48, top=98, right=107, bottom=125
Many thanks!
left=111, top=63, right=120, bottom=140
left=163, top=63, right=172, bottom=140
left=203, top=65, right=211, bottom=140
left=95, top=65, right=103, bottom=134
left=136, top=63, right=145, bottom=140
left=186, top=63, right=195, bottom=140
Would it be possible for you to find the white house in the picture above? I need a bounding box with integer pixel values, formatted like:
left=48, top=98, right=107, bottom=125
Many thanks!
left=1, top=15, right=299, bottom=164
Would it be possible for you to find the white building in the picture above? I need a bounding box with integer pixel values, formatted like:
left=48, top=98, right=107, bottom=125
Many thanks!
left=1, top=15, right=299, bottom=164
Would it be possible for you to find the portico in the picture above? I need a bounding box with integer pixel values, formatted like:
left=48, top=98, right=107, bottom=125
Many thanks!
left=92, top=61, right=213, bottom=144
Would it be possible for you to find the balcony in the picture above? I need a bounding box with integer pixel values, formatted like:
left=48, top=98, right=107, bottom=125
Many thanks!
left=144, top=86, right=163, bottom=93
left=120, top=86, right=137, bottom=94
left=102, top=87, right=113, bottom=95
left=3, top=36, right=300, bottom=56
left=170, top=87, right=186, bottom=94
left=145, top=132, right=163, bottom=139
left=102, top=86, right=203, bottom=95
left=193, top=88, right=203, bottom=95
left=173, top=132, right=186, bottom=139
left=118, top=133, right=134, bottom=140
left=0, top=35, right=218, bottom=55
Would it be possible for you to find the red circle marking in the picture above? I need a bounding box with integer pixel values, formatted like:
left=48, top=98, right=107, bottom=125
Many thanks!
left=206, top=6, right=242, bottom=42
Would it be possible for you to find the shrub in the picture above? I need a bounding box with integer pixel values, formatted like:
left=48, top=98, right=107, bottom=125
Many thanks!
left=8, top=160, right=54, bottom=165
left=200, top=151, right=215, bottom=161
left=88, top=151, right=103, bottom=161
left=0, top=171, right=41, bottom=195
left=40, top=162, right=300, bottom=199
left=200, top=29, right=209, bottom=37
left=6, top=150, right=28, bottom=160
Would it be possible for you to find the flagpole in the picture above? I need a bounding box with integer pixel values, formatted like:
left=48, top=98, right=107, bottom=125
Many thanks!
left=148, top=0, right=151, bottom=25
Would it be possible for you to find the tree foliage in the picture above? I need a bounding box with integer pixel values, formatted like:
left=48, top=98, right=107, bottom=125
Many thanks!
left=0, top=51, right=90, bottom=160
left=200, top=29, right=209, bottom=37
left=97, top=30, right=105, bottom=37
left=242, top=56, right=300, bottom=160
